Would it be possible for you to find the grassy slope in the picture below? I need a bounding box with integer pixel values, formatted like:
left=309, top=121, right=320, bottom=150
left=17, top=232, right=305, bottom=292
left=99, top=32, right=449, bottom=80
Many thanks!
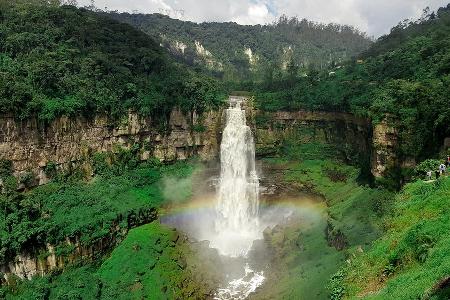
left=254, top=157, right=392, bottom=300
left=98, top=222, right=207, bottom=300
left=4, top=222, right=211, bottom=300
left=0, top=160, right=196, bottom=264
left=1, top=161, right=200, bottom=299
left=284, top=159, right=392, bottom=247
left=342, top=177, right=450, bottom=300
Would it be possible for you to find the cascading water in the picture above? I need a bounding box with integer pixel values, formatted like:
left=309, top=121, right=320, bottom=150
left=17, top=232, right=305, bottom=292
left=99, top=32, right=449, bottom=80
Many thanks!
left=160, top=95, right=320, bottom=299
left=161, top=96, right=267, bottom=299
left=211, top=96, right=261, bottom=257
left=211, top=96, right=265, bottom=300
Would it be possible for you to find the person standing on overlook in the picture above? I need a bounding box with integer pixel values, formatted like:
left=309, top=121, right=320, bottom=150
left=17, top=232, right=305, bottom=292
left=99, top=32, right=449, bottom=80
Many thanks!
left=439, top=163, right=446, bottom=176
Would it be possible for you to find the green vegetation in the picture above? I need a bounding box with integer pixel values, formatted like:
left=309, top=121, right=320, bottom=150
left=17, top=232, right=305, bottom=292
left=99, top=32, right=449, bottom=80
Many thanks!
left=254, top=157, right=392, bottom=299
left=2, top=264, right=102, bottom=299
left=259, top=133, right=449, bottom=300
left=339, top=177, right=450, bottom=299
left=0, top=156, right=195, bottom=265
left=98, top=222, right=212, bottom=299
left=106, top=12, right=371, bottom=81
left=2, top=222, right=215, bottom=300
left=283, top=159, right=393, bottom=247
left=253, top=197, right=344, bottom=300
left=1, top=1, right=449, bottom=300
left=254, top=127, right=393, bottom=299
left=414, top=159, right=444, bottom=179
left=268, top=129, right=450, bottom=300
left=0, top=0, right=224, bottom=121
left=253, top=5, right=450, bottom=163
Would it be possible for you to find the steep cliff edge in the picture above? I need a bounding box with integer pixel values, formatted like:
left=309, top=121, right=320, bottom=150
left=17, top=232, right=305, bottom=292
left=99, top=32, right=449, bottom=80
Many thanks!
left=0, top=108, right=401, bottom=188
left=0, top=108, right=222, bottom=187
left=1, top=104, right=415, bottom=198
left=254, top=110, right=372, bottom=166
left=0, top=106, right=402, bottom=284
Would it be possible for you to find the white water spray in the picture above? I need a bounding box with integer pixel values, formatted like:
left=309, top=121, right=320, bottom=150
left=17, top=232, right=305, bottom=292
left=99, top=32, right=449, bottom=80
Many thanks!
left=211, top=96, right=261, bottom=257
left=211, top=96, right=265, bottom=299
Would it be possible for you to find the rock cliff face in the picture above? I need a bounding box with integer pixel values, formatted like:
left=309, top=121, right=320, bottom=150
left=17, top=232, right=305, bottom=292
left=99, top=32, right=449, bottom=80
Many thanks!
left=0, top=107, right=397, bottom=186
left=254, top=110, right=371, bottom=164
left=0, top=108, right=222, bottom=186
left=371, top=118, right=399, bottom=178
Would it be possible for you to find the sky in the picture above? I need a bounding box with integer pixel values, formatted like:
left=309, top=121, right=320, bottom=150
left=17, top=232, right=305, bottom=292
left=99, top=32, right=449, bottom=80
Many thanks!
left=77, top=0, right=449, bottom=37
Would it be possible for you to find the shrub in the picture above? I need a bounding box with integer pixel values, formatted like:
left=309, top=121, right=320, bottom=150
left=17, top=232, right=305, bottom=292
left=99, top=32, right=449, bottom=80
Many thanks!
left=92, top=153, right=110, bottom=175
left=1, top=176, right=18, bottom=195
left=325, top=168, right=348, bottom=182
left=414, top=159, right=442, bottom=179
left=18, top=171, right=34, bottom=187
left=192, top=123, right=206, bottom=133
left=0, top=160, right=12, bottom=179
left=44, top=161, right=57, bottom=179
left=327, top=269, right=346, bottom=300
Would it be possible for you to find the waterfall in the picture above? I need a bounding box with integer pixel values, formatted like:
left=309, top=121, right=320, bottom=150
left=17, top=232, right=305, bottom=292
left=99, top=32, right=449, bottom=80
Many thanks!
left=162, top=95, right=266, bottom=299
left=212, top=96, right=260, bottom=257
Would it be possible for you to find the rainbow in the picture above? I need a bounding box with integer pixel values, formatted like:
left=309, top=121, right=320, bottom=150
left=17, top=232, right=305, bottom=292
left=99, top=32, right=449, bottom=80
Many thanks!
left=160, top=194, right=327, bottom=224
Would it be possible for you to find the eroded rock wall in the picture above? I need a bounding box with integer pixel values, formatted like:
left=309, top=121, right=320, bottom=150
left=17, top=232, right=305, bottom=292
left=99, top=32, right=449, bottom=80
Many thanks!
left=371, top=118, right=399, bottom=178
left=0, top=109, right=222, bottom=186
left=254, top=110, right=372, bottom=164
left=0, top=106, right=399, bottom=184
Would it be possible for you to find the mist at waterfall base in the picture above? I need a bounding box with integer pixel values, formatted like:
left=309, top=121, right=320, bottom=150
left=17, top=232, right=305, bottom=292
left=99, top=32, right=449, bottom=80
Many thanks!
left=161, top=97, right=306, bottom=299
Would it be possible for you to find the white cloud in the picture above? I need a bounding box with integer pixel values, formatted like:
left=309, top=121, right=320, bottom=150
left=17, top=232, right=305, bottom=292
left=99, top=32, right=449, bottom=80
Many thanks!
left=77, top=0, right=449, bottom=36
left=232, top=3, right=273, bottom=24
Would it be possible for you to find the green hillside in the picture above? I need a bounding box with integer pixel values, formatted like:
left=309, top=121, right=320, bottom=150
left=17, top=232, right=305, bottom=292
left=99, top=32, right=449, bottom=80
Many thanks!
left=336, top=177, right=450, bottom=299
left=2, top=222, right=216, bottom=299
left=253, top=4, right=450, bottom=171
left=106, top=12, right=372, bottom=80
left=0, top=0, right=224, bottom=121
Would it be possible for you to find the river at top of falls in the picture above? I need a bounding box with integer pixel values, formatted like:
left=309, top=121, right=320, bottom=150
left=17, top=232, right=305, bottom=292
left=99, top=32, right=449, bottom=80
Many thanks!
left=211, top=96, right=261, bottom=258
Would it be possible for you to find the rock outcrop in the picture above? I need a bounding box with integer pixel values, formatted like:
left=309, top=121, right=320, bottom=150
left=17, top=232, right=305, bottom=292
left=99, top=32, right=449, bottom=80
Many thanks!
left=254, top=110, right=371, bottom=163
left=0, top=109, right=222, bottom=186
left=371, top=117, right=399, bottom=178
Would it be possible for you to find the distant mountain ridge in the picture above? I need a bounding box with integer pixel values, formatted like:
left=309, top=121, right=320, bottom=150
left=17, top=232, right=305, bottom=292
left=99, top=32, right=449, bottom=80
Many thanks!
left=105, top=12, right=373, bottom=80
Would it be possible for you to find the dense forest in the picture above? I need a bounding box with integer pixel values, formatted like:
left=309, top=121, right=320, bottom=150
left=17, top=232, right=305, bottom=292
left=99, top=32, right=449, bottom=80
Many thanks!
left=1, top=1, right=450, bottom=300
left=0, top=0, right=225, bottom=122
left=105, top=12, right=372, bottom=81
left=250, top=4, right=450, bottom=168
